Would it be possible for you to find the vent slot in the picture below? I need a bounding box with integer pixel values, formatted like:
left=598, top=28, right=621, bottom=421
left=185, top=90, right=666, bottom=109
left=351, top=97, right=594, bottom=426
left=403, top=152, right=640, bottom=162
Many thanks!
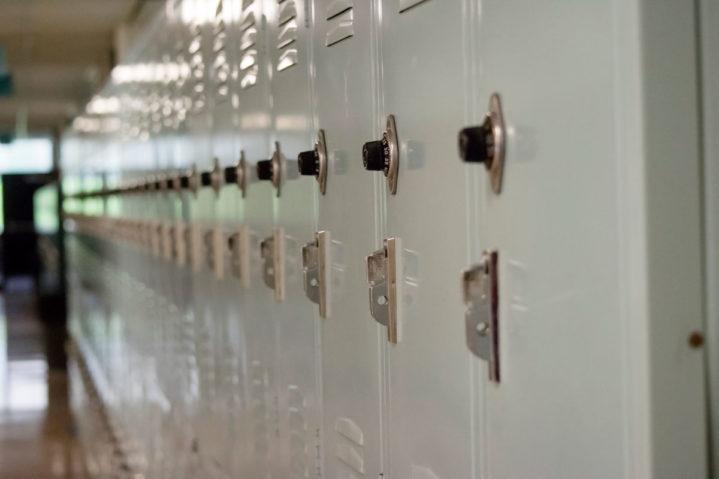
left=240, top=49, right=258, bottom=70
left=240, top=10, right=256, bottom=30
left=278, top=0, right=297, bottom=25
left=325, top=7, right=353, bottom=47
left=277, top=20, right=297, bottom=49
left=399, top=0, right=431, bottom=13
left=240, top=26, right=258, bottom=50
left=326, top=0, right=352, bottom=19
left=277, top=48, right=298, bottom=71
left=240, top=65, right=259, bottom=89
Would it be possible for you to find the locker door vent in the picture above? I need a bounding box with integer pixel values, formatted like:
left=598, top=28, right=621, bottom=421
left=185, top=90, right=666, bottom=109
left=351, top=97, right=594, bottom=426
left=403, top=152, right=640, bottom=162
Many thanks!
left=239, top=1, right=259, bottom=88
left=212, top=0, right=230, bottom=101
left=276, top=0, right=299, bottom=71
left=188, top=21, right=207, bottom=112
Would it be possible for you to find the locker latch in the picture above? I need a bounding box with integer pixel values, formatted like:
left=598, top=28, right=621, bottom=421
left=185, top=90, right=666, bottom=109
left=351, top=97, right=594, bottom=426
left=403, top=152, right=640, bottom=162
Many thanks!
left=260, top=228, right=285, bottom=301
left=162, top=222, right=173, bottom=261
left=228, top=225, right=250, bottom=288
left=366, top=237, right=401, bottom=343
left=184, top=224, right=202, bottom=272
left=462, top=251, right=500, bottom=382
left=173, top=221, right=186, bottom=266
left=204, top=228, right=224, bottom=279
left=301, top=230, right=330, bottom=318
left=151, top=221, right=163, bottom=258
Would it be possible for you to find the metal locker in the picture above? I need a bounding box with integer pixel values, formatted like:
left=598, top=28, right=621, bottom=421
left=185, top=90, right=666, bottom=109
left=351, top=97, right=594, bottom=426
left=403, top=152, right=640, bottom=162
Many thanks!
left=171, top=5, right=232, bottom=474
left=466, top=1, right=707, bottom=478
left=265, top=0, right=324, bottom=478
left=311, top=1, right=386, bottom=478
left=234, top=0, right=283, bottom=476
left=372, top=1, right=475, bottom=478
left=167, top=7, right=205, bottom=473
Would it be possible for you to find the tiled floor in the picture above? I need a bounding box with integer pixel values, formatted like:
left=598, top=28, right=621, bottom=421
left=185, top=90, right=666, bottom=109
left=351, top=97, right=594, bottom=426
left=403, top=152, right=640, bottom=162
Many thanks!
left=0, top=278, right=85, bottom=478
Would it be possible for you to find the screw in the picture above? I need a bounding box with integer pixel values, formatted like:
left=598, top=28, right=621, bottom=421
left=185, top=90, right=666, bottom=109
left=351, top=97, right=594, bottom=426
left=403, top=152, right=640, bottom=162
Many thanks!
left=688, top=331, right=704, bottom=349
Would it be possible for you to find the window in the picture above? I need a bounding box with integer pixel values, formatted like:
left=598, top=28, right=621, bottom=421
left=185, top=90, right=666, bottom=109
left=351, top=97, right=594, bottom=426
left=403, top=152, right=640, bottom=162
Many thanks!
left=0, top=137, right=53, bottom=173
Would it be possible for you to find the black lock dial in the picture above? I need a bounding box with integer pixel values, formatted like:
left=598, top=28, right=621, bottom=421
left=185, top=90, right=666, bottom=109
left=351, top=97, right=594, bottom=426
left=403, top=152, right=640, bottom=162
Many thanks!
left=362, top=136, right=390, bottom=173
left=297, top=150, right=319, bottom=176
left=224, top=165, right=238, bottom=184
left=256, top=159, right=273, bottom=181
left=458, top=115, right=494, bottom=166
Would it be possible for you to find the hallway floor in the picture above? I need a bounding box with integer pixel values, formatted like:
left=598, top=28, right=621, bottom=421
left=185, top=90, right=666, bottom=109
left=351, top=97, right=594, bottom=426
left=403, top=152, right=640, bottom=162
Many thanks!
left=0, top=278, right=84, bottom=478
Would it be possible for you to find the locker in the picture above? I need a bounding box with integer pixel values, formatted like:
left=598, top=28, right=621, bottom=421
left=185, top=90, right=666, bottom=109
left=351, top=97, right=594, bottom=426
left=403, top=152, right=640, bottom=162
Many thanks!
left=467, top=1, right=706, bottom=477
left=312, top=1, right=386, bottom=478
left=373, top=1, right=475, bottom=478
left=265, top=1, right=325, bottom=478
left=233, top=1, right=284, bottom=477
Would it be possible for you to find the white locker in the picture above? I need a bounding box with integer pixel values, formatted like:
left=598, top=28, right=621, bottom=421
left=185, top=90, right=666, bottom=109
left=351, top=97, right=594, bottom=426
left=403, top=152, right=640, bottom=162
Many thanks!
left=234, top=0, right=282, bottom=477
left=467, top=1, right=707, bottom=478
left=266, top=0, right=324, bottom=478
left=370, top=1, right=476, bottom=479
left=312, top=1, right=386, bottom=478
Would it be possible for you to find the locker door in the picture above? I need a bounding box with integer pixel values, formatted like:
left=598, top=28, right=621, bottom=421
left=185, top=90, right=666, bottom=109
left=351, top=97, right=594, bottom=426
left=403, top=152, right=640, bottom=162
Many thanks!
left=180, top=5, right=226, bottom=474
left=312, top=1, right=385, bottom=478
left=206, top=1, right=250, bottom=474
left=166, top=8, right=201, bottom=473
left=265, top=0, right=323, bottom=478
left=376, top=1, right=474, bottom=478
left=468, top=2, right=707, bottom=478
left=235, top=0, right=281, bottom=477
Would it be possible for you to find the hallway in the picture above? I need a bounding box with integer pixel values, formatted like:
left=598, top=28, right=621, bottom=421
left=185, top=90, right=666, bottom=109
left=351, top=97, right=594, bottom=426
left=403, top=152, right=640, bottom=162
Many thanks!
left=0, top=278, right=83, bottom=478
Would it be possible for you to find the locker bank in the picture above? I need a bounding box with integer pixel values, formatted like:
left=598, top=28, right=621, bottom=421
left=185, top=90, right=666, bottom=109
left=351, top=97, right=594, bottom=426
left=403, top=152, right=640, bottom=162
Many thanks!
left=48, top=0, right=719, bottom=477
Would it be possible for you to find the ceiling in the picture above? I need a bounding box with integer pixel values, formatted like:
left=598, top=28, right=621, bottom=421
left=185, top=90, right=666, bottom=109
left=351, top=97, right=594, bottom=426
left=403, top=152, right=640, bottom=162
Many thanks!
left=0, top=0, right=141, bottom=134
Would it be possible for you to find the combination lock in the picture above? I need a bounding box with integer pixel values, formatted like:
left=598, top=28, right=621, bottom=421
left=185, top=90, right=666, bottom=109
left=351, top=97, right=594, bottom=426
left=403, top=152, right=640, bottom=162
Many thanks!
left=458, top=93, right=506, bottom=194
left=297, top=129, right=328, bottom=194
left=362, top=114, right=399, bottom=195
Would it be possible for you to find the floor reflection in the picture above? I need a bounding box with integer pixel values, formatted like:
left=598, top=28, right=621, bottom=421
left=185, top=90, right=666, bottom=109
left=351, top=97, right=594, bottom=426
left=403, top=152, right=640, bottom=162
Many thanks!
left=0, top=278, right=84, bottom=478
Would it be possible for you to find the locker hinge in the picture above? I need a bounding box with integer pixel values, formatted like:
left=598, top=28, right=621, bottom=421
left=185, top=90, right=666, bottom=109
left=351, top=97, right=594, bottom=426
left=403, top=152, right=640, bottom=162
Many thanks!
left=228, top=225, right=250, bottom=288
left=301, top=230, right=330, bottom=318
left=366, top=237, right=401, bottom=343
left=261, top=228, right=285, bottom=301
left=462, top=251, right=500, bottom=382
